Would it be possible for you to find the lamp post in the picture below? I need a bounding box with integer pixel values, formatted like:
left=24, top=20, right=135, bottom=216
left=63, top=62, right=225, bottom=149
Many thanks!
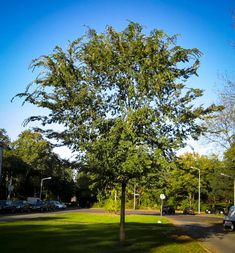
left=133, top=185, right=140, bottom=210
left=40, top=177, right=52, bottom=199
left=191, top=166, right=201, bottom=214
left=188, top=144, right=201, bottom=215
left=196, top=168, right=201, bottom=214
left=221, top=173, right=235, bottom=206
left=189, top=167, right=201, bottom=214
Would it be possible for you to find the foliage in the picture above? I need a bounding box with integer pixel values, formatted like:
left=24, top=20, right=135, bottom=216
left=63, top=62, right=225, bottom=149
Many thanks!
left=220, top=141, right=235, bottom=203
left=104, top=197, right=120, bottom=213
left=75, top=171, right=98, bottom=207
left=0, top=129, right=75, bottom=201
left=0, top=128, right=11, bottom=147
left=169, top=152, right=224, bottom=208
left=14, top=22, right=220, bottom=241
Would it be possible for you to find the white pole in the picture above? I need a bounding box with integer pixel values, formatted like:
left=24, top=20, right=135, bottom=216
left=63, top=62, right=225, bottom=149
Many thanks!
left=198, top=168, right=200, bottom=214
left=188, top=145, right=201, bottom=215
left=39, top=177, right=52, bottom=199
left=40, top=179, right=43, bottom=199
left=133, top=185, right=136, bottom=210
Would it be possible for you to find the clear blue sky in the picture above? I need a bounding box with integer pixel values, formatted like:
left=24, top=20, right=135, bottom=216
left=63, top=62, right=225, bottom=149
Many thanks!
left=1, top=0, right=235, bottom=155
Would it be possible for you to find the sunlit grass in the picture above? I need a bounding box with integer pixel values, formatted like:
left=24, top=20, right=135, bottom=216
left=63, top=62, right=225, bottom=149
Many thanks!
left=0, top=212, right=206, bottom=253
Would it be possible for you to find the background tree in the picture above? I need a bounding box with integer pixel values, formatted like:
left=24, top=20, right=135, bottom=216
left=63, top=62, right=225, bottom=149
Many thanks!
left=221, top=140, right=235, bottom=204
left=172, top=153, right=200, bottom=208
left=12, top=130, right=53, bottom=197
left=204, top=76, right=235, bottom=149
left=15, top=22, right=219, bottom=242
left=172, top=153, right=225, bottom=210
left=75, top=170, right=98, bottom=208
left=11, top=130, right=75, bottom=200
left=0, top=128, right=11, bottom=146
left=0, top=129, right=31, bottom=199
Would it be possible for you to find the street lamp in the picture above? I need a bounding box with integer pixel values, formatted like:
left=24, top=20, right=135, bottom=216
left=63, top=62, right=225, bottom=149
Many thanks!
left=40, top=177, right=52, bottom=199
left=196, top=168, right=200, bottom=214
left=188, top=144, right=200, bottom=214
left=133, top=185, right=140, bottom=210
left=221, top=173, right=235, bottom=206
left=191, top=166, right=201, bottom=214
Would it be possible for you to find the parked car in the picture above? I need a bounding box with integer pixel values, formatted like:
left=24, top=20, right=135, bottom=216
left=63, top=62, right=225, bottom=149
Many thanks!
left=43, top=200, right=56, bottom=211
left=183, top=206, right=195, bottom=215
left=0, top=200, right=16, bottom=213
left=27, top=197, right=42, bottom=205
left=13, top=200, right=31, bottom=213
left=205, top=205, right=226, bottom=214
left=48, top=200, right=67, bottom=210
left=223, top=205, right=235, bottom=231
left=30, top=200, right=48, bottom=212
left=162, top=205, right=175, bottom=215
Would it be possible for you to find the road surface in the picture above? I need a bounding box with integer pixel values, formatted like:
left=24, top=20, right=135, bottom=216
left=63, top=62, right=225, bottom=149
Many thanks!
left=167, top=214, right=235, bottom=253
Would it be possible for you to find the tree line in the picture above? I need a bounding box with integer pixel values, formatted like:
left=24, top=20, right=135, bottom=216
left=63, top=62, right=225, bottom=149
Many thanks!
left=0, top=127, right=234, bottom=210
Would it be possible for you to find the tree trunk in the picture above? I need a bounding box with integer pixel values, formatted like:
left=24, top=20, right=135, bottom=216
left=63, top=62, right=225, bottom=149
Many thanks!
left=189, top=192, right=192, bottom=206
left=120, top=181, right=126, bottom=242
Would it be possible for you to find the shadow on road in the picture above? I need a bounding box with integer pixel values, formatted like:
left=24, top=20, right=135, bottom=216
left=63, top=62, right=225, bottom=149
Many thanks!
left=166, top=214, right=235, bottom=241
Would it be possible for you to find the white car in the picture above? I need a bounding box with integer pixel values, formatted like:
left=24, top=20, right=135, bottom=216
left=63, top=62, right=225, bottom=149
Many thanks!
left=50, top=200, right=67, bottom=209
left=223, top=205, right=235, bottom=231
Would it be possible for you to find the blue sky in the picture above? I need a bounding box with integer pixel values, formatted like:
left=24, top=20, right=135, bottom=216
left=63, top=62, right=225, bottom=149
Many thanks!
left=1, top=0, right=235, bottom=156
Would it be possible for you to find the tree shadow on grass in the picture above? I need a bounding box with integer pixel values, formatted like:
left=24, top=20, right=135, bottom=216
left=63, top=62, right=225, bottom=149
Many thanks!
left=21, top=216, right=67, bottom=222
left=0, top=220, right=204, bottom=253
left=0, top=216, right=66, bottom=223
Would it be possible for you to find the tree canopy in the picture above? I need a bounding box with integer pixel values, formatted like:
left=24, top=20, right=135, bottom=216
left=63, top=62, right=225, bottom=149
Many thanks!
left=15, top=22, right=219, bottom=241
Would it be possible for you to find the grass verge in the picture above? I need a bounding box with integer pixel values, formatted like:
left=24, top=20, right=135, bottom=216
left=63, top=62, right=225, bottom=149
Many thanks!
left=0, top=212, right=207, bottom=253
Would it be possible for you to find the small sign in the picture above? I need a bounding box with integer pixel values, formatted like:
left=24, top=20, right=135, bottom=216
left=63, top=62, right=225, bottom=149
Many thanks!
left=160, top=194, right=165, bottom=200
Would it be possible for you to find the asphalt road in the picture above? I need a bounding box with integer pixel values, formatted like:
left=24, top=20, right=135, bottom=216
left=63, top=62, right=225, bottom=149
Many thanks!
left=167, top=214, right=235, bottom=253
left=0, top=209, right=234, bottom=253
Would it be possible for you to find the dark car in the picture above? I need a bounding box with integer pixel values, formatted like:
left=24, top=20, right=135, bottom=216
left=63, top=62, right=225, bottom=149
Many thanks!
left=183, top=206, right=195, bottom=215
left=0, top=200, right=16, bottom=213
left=162, top=205, right=175, bottom=215
left=13, top=200, right=31, bottom=213
left=43, top=201, right=56, bottom=211
left=30, top=200, right=48, bottom=212
left=205, top=205, right=226, bottom=214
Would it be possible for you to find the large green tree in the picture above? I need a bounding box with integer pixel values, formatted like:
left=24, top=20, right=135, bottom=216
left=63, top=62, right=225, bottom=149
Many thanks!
left=15, top=22, right=218, bottom=241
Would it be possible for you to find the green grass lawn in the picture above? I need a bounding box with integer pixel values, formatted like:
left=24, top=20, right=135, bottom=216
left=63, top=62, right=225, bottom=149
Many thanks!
left=0, top=212, right=207, bottom=253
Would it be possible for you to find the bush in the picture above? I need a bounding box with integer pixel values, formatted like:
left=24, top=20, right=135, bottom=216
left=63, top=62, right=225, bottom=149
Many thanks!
left=104, top=198, right=120, bottom=213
